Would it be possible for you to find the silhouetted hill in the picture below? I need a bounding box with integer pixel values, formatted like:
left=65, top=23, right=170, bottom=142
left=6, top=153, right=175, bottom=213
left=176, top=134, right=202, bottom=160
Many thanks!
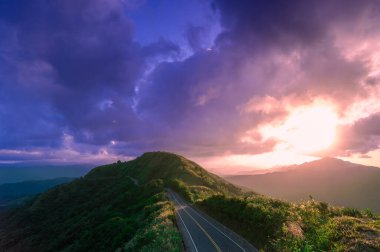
left=225, top=157, right=380, bottom=212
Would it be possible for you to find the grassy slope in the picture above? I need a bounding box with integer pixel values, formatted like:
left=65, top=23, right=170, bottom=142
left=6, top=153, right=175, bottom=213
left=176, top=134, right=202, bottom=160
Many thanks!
left=0, top=152, right=240, bottom=252
left=0, top=160, right=182, bottom=252
left=92, top=152, right=242, bottom=196
left=198, top=195, right=380, bottom=251
left=1, top=152, right=379, bottom=252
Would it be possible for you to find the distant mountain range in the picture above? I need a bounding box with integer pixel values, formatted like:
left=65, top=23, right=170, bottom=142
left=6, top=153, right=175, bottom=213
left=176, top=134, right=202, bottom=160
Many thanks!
left=224, top=157, right=380, bottom=213
left=0, top=164, right=92, bottom=184
left=0, top=177, right=75, bottom=210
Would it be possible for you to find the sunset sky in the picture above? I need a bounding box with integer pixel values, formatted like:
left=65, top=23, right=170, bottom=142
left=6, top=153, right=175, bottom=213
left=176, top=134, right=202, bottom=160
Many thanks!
left=1, top=0, right=380, bottom=172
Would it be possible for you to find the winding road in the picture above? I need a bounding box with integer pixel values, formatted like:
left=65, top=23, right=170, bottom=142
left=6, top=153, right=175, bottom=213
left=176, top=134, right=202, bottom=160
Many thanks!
left=167, top=189, right=258, bottom=252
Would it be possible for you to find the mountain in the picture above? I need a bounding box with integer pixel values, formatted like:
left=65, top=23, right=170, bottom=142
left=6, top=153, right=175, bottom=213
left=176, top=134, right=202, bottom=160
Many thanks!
left=0, top=152, right=241, bottom=252
left=86, top=152, right=241, bottom=195
left=0, top=152, right=379, bottom=252
left=225, top=157, right=380, bottom=212
left=0, top=177, right=75, bottom=211
left=0, top=164, right=92, bottom=184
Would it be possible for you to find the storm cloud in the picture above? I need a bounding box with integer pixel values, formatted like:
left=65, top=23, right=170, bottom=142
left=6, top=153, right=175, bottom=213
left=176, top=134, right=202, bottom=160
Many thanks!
left=1, top=0, right=380, bottom=165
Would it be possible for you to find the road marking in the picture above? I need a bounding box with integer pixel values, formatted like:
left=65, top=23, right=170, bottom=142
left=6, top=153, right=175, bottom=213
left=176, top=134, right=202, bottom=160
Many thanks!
left=171, top=194, right=199, bottom=252
left=126, top=176, right=138, bottom=185
left=171, top=192, right=222, bottom=252
left=181, top=206, right=222, bottom=252
left=175, top=193, right=247, bottom=252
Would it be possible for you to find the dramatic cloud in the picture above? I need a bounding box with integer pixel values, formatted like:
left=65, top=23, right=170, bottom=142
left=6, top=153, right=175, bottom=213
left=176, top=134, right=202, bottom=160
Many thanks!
left=0, top=0, right=177, bottom=157
left=1, top=0, right=380, bottom=168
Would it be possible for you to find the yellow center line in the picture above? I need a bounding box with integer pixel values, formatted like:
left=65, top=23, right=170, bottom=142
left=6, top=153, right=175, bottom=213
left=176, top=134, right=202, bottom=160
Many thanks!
left=175, top=194, right=246, bottom=252
left=171, top=192, right=222, bottom=252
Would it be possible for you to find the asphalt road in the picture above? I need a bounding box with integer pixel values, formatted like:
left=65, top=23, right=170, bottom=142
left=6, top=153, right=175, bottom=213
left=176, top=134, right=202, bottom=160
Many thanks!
left=167, top=189, right=258, bottom=252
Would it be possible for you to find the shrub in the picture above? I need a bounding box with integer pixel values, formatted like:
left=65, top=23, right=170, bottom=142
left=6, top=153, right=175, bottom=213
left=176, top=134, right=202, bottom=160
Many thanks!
left=341, top=207, right=362, bottom=218
left=363, top=208, right=374, bottom=218
left=166, top=179, right=193, bottom=202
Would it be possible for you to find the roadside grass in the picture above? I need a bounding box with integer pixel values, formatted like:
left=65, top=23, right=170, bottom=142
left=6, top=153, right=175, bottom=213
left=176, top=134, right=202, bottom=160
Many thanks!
left=1, top=174, right=183, bottom=252
left=197, top=194, right=380, bottom=251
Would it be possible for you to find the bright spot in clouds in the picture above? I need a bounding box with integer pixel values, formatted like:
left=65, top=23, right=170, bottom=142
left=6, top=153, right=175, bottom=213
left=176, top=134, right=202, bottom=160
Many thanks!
left=260, top=104, right=338, bottom=154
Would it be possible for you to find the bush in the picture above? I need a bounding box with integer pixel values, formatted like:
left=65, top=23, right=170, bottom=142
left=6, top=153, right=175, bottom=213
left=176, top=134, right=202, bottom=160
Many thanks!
left=166, top=179, right=193, bottom=202
left=363, top=208, right=374, bottom=218
left=341, top=207, right=362, bottom=218
left=197, top=196, right=379, bottom=252
left=197, top=195, right=290, bottom=248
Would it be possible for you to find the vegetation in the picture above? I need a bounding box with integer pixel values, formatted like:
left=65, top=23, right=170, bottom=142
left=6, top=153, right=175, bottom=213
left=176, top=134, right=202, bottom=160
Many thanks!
left=197, top=194, right=380, bottom=251
left=1, top=151, right=379, bottom=251
left=118, top=152, right=243, bottom=196
left=0, top=161, right=182, bottom=252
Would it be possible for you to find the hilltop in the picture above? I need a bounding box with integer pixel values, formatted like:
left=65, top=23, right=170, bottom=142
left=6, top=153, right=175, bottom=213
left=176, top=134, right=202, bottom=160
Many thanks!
left=0, top=152, right=241, bottom=252
left=0, top=152, right=379, bottom=252
left=88, top=152, right=242, bottom=199
left=225, top=157, right=380, bottom=212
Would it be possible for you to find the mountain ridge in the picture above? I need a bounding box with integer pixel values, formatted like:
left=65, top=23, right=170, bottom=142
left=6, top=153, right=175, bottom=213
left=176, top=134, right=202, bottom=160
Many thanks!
left=225, top=157, right=380, bottom=212
left=0, top=177, right=75, bottom=210
left=1, top=152, right=379, bottom=252
left=0, top=151, right=242, bottom=252
left=224, top=157, right=379, bottom=176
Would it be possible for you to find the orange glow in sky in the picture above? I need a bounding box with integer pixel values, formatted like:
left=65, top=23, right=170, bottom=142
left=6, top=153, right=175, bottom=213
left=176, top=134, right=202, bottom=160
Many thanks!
left=259, top=104, right=338, bottom=154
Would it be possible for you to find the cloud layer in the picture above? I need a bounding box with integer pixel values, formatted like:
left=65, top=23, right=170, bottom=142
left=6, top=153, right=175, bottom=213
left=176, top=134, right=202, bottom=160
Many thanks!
left=1, top=0, right=380, bottom=166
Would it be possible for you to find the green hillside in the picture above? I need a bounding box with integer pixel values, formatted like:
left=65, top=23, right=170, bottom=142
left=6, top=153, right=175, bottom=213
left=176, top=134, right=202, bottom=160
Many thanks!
left=0, top=152, right=239, bottom=252
left=1, top=152, right=379, bottom=252
left=89, top=152, right=242, bottom=197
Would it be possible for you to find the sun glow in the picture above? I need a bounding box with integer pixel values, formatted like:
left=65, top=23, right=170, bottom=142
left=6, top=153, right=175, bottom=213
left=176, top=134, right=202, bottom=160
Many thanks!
left=260, top=104, right=338, bottom=154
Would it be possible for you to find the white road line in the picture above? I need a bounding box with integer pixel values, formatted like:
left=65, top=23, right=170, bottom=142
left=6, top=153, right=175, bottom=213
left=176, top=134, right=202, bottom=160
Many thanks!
left=171, top=193, right=199, bottom=252
left=171, top=192, right=222, bottom=252
left=175, top=193, right=246, bottom=252
left=126, top=176, right=138, bottom=185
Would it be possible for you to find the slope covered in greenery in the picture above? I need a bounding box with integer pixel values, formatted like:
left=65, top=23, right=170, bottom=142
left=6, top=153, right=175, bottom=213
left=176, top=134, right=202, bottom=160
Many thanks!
left=198, top=194, right=380, bottom=251
left=0, top=158, right=183, bottom=252
left=0, top=152, right=240, bottom=252
left=1, top=152, right=379, bottom=252
left=90, top=151, right=242, bottom=197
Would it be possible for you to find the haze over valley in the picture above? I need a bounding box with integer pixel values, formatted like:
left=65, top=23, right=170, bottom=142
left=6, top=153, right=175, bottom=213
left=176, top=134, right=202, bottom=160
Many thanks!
left=225, top=157, right=380, bottom=213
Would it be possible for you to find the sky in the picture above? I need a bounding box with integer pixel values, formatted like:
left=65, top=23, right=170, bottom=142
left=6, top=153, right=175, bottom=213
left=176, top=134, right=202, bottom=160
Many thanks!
left=1, top=0, right=380, bottom=173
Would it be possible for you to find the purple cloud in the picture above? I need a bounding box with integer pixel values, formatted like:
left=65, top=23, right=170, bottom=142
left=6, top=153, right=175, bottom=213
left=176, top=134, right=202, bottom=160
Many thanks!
left=1, top=0, right=380, bottom=165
